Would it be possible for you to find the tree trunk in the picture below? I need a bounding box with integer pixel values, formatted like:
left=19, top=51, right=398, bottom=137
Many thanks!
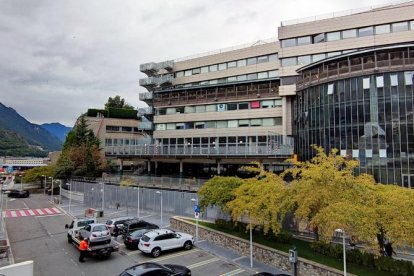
left=314, top=225, right=319, bottom=241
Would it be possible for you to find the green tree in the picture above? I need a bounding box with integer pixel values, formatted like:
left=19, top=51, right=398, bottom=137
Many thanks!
left=23, top=165, right=55, bottom=186
left=104, top=95, right=134, bottom=110
left=198, top=176, right=243, bottom=212
left=226, top=163, right=287, bottom=234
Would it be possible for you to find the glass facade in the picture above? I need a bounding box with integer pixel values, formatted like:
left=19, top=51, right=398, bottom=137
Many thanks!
left=294, top=70, right=414, bottom=186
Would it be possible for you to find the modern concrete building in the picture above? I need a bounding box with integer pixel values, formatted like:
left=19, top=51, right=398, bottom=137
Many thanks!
left=109, top=1, right=414, bottom=184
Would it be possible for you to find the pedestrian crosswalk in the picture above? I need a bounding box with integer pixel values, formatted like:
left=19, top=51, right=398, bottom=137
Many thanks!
left=4, top=207, right=62, bottom=218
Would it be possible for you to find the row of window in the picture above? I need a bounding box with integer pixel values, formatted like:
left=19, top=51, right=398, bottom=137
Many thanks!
left=158, top=135, right=274, bottom=145
left=175, top=54, right=278, bottom=78
left=106, top=126, right=139, bottom=132
left=155, top=117, right=282, bottom=130
left=156, top=99, right=282, bottom=115
left=175, top=70, right=279, bottom=88
left=326, top=72, right=414, bottom=95
left=281, top=49, right=359, bottom=67
left=281, top=20, right=414, bottom=48
left=105, top=138, right=144, bottom=146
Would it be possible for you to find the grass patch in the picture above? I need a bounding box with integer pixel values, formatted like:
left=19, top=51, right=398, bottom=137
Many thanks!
left=186, top=219, right=389, bottom=276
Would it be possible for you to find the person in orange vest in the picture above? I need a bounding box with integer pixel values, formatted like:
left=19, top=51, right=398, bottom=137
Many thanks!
left=78, top=236, right=89, bottom=262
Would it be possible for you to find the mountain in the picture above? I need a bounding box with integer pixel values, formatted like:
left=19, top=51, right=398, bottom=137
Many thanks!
left=0, top=102, right=62, bottom=152
left=41, top=123, right=72, bottom=142
left=0, top=129, right=47, bottom=157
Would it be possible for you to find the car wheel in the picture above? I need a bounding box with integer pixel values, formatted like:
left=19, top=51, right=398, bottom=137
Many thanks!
left=183, top=241, right=193, bottom=250
left=67, top=235, right=72, bottom=244
left=151, top=247, right=161, bottom=257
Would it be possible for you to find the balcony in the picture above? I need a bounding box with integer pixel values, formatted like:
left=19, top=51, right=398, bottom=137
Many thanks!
left=139, top=75, right=173, bottom=90
left=140, top=60, right=174, bottom=77
left=139, top=92, right=153, bottom=101
left=138, top=107, right=153, bottom=115
left=138, top=122, right=153, bottom=130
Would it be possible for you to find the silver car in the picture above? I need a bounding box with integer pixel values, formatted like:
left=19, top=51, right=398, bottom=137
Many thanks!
left=79, top=223, right=111, bottom=244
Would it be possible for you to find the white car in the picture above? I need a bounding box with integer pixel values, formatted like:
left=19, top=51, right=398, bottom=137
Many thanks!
left=79, top=223, right=111, bottom=245
left=138, top=229, right=194, bottom=257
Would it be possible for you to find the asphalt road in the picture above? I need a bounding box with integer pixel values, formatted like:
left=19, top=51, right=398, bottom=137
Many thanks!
left=4, top=194, right=268, bottom=276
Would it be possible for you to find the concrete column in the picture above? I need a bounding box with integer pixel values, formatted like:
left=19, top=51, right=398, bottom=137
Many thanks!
left=119, top=159, right=123, bottom=172
left=217, top=161, right=221, bottom=175
left=155, top=161, right=158, bottom=176
left=147, top=160, right=151, bottom=175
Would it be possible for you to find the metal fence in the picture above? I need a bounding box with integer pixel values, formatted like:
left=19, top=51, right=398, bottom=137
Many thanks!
left=68, top=180, right=225, bottom=221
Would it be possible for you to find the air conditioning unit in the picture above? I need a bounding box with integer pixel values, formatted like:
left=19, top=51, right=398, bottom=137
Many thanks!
left=217, top=103, right=226, bottom=111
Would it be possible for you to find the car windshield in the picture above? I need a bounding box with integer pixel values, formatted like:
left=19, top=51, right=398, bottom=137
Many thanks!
left=93, top=225, right=107, bottom=231
left=106, top=220, right=113, bottom=225
left=131, top=230, right=146, bottom=238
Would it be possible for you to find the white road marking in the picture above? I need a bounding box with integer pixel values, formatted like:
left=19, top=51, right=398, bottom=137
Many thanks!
left=51, top=207, right=61, bottom=213
left=44, top=208, right=53, bottom=215
left=219, top=268, right=245, bottom=276
left=187, top=257, right=219, bottom=269
left=36, top=209, right=44, bottom=215
left=28, top=210, right=35, bottom=216
left=19, top=210, right=27, bottom=217
left=10, top=211, right=17, bottom=217
left=232, top=256, right=245, bottom=262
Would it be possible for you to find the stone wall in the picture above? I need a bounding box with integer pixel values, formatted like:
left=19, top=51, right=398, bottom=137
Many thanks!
left=171, top=216, right=349, bottom=276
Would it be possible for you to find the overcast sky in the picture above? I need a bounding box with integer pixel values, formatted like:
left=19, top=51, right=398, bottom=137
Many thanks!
left=0, top=0, right=394, bottom=127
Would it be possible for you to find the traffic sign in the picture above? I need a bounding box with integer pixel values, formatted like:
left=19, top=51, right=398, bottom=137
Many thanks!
left=194, top=212, right=200, bottom=219
left=194, top=204, right=200, bottom=213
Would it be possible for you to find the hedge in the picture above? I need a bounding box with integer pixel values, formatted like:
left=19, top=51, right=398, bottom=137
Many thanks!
left=87, top=108, right=137, bottom=119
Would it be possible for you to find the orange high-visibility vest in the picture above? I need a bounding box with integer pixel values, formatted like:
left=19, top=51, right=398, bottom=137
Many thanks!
left=79, top=240, right=88, bottom=251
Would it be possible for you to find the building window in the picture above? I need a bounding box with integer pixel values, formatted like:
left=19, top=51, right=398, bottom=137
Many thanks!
left=281, top=76, right=297, bottom=85
left=195, top=122, right=205, bottom=129
left=281, top=38, right=296, bottom=48
left=218, top=78, right=227, bottom=84
left=227, top=103, right=237, bottom=111
left=404, top=72, right=413, bottom=85
left=268, top=70, right=279, bottom=78
left=227, top=76, right=237, bottom=82
left=201, top=66, right=209, bottom=73
left=238, top=120, right=249, bottom=127
left=390, top=74, right=398, bottom=86
left=184, top=70, right=192, bottom=76
left=166, top=107, right=176, bottom=114
left=185, top=106, right=195, bottom=113
left=392, top=21, right=409, bottom=32
left=281, top=57, right=297, bottom=67
left=275, top=117, right=282, bottom=125
left=358, top=26, right=374, bottom=37
left=237, top=75, right=247, bottom=81
left=218, top=63, right=227, bottom=70
left=327, top=51, right=341, bottom=57
left=257, top=55, right=269, bottom=64
left=375, top=24, right=390, bottom=34
left=258, top=72, right=268, bottom=79
left=200, top=80, right=209, bottom=85
left=342, top=29, right=357, bottom=39
left=176, top=123, right=185, bottom=129
left=237, top=59, right=247, bottom=67
left=313, top=33, right=325, bottom=43
left=297, top=55, right=311, bottom=65
left=205, top=121, right=216, bottom=128
left=312, top=53, right=326, bottom=62
left=247, top=73, right=258, bottom=80
left=238, top=102, right=249, bottom=110
left=247, top=57, right=257, bottom=65
left=363, top=78, right=370, bottom=89
left=209, top=64, right=218, bottom=72
left=327, top=31, right=341, bottom=41
left=206, top=104, right=216, bottom=112
left=217, top=121, right=227, bottom=128
left=262, top=118, right=275, bottom=126
left=411, top=21, right=414, bottom=30
left=195, top=105, right=206, bottom=113
left=166, top=123, right=175, bottom=130
left=209, top=79, right=218, bottom=84
left=327, top=83, right=334, bottom=95
left=297, top=36, right=311, bottom=46
left=176, top=71, right=184, bottom=78
left=268, top=54, right=278, bottom=62
left=275, top=99, right=282, bottom=106
left=251, top=101, right=260, bottom=109
left=228, top=120, right=238, bottom=128
left=262, top=100, right=274, bottom=108
left=121, top=127, right=132, bottom=132
left=250, top=119, right=262, bottom=126
left=106, top=126, right=119, bottom=131
left=376, top=76, right=384, bottom=88
left=228, top=61, right=237, bottom=68
left=192, top=68, right=200, bottom=75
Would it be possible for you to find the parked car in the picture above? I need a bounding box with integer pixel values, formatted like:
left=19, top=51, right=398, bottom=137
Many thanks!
left=106, top=217, right=133, bottom=236
left=124, top=229, right=152, bottom=250
left=138, top=229, right=194, bottom=257
left=120, top=219, right=159, bottom=239
left=79, top=223, right=111, bottom=245
left=7, top=189, right=30, bottom=198
left=119, top=262, right=191, bottom=276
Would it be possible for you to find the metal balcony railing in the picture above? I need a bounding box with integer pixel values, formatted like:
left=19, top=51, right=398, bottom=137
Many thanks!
left=105, top=142, right=294, bottom=158
left=139, top=75, right=173, bottom=89
left=138, top=107, right=153, bottom=115
left=139, top=92, right=153, bottom=101
left=140, top=60, right=174, bottom=77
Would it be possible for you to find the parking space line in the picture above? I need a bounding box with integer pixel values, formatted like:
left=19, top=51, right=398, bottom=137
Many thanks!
left=219, top=268, right=245, bottom=276
left=128, top=248, right=200, bottom=259
left=187, top=257, right=219, bottom=269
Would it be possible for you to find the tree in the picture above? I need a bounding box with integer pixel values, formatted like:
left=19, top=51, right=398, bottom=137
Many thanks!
left=198, top=176, right=243, bottom=213
left=23, top=165, right=55, bottom=186
left=226, top=163, right=287, bottom=234
left=104, top=95, right=134, bottom=110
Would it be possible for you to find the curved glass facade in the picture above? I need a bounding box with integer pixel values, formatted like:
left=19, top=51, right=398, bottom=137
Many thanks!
left=294, top=45, right=414, bottom=186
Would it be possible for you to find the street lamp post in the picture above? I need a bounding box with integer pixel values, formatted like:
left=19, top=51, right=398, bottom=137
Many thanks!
left=48, top=177, right=53, bottom=203
left=249, top=214, right=253, bottom=268
left=101, top=182, right=105, bottom=211
left=156, top=191, right=162, bottom=227
left=191, top=198, right=199, bottom=243
left=59, top=183, right=62, bottom=207
left=41, top=175, right=47, bottom=195
left=19, top=175, right=23, bottom=191
left=67, top=183, right=72, bottom=215
left=335, top=228, right=347, bottom=276
left=134, top=187, right=140, bottom=219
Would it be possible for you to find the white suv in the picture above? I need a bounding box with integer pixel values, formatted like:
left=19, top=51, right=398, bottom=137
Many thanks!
left=138, top=229, right=194, bottom=257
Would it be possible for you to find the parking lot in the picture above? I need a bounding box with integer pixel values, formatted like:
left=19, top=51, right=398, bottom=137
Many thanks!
left=4, top=193, right=281, bottom=276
